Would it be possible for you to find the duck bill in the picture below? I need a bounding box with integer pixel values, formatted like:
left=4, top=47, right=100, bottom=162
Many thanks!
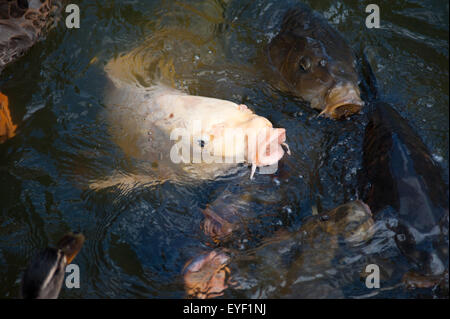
left=57, top=232, right=85, bottom=264
left=320, top=83, right=364, bottom=119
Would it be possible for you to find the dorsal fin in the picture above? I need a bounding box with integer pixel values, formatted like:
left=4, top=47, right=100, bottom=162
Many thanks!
left=357, top=51, right=379, bottom=104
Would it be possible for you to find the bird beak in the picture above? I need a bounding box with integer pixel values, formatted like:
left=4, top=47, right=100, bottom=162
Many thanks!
left=57, top=232, right=85, bottom=264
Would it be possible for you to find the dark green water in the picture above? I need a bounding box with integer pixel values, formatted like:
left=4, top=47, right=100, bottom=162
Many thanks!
left=0, top=0, right=448, bottom=298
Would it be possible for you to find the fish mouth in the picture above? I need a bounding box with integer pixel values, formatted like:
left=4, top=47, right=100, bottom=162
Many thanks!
left=319, top=100, right=364, bottom=119
left=183, top=250, right=230, bottom=299
left=319, top=84, right=364, bottom=119
left=254, top=128, right=289, bottom=167
left=358, top=201, right=373, bottom=217
left=202, top=207, right=236, bottom=240
left=345, top=201, right=375, bottom=245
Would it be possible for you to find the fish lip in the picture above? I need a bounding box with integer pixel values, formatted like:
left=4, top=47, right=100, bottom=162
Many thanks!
left=320, top=83, right=364, bottom=119
left=183, top=250, right=230, bottom=298
left=254, top=128, right=286, bottom=167
left=183, top=250, right=229, bottom=275
left=202, top=207, right=235, bottom=239
left=358, top=201, right=373, bottom=217
left=345, top=201, right=375, bottom=245
left=319, top=99, right=364, bottom=119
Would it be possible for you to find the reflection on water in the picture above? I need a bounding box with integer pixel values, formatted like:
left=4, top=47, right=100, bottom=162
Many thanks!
left=0, top=0, right=448, bottom=298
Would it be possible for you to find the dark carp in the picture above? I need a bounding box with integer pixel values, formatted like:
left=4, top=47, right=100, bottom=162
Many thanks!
left=361, top=101, right=449, bottom=276
left=267, top=6, right=363, bottom=119
left=359, top=54, right=449, bottom=283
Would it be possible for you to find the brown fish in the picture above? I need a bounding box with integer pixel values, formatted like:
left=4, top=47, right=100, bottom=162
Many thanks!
left=267, top=6, right=363, bottom=119
left=202, top=189, right=254, bottom=241
left=182, top=250, right=231, bottom=299
left=184, top=201, right=374, bottom=298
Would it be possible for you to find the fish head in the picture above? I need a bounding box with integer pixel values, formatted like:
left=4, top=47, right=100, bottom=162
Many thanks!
left=204, top=114, right=288, bottom=169
left=182, top=250, right=230, bottom=299
left=202, top=205, right=237, bottom=240
left=268, top=32, right=363, bottom=119
left=322, top=200, right=375, bottom=245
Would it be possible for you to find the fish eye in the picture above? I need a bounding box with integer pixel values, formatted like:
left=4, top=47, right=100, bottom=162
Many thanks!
left=298, top=56, right=311, bottom=72
left=198, top=139, right=206, bottom=148
left=196, top=135, right=210, bottom=148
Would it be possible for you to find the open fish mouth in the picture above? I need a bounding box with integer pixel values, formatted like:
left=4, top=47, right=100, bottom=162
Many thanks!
left=183, top=250, right=230, bottom=299
left=248, top=127, right=290, bottom=178
left=319, top=83, right=364, bottom=119
left=344, top=201, right=375, bottom=245
left=202, top=207, right=236, bottom=240
left=255, top=128, right=289, bottom=167
left=319, top=99, right=364, bottom=119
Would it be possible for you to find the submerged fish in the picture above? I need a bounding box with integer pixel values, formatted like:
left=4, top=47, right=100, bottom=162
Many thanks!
left=267, top=6, right=363, bottom=119
left=183, top=201, right=374, bottom=298
left=359, top=55, right=449, bottom=284
left=361, top=101, right=449, bottom=276
left=202, top=185, right=276, bottom=241
left=202, top=190, right=249, bottom=240
left=102, top=56, right=289, bottom=182
left=182, top=249, right=231, bottom=299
